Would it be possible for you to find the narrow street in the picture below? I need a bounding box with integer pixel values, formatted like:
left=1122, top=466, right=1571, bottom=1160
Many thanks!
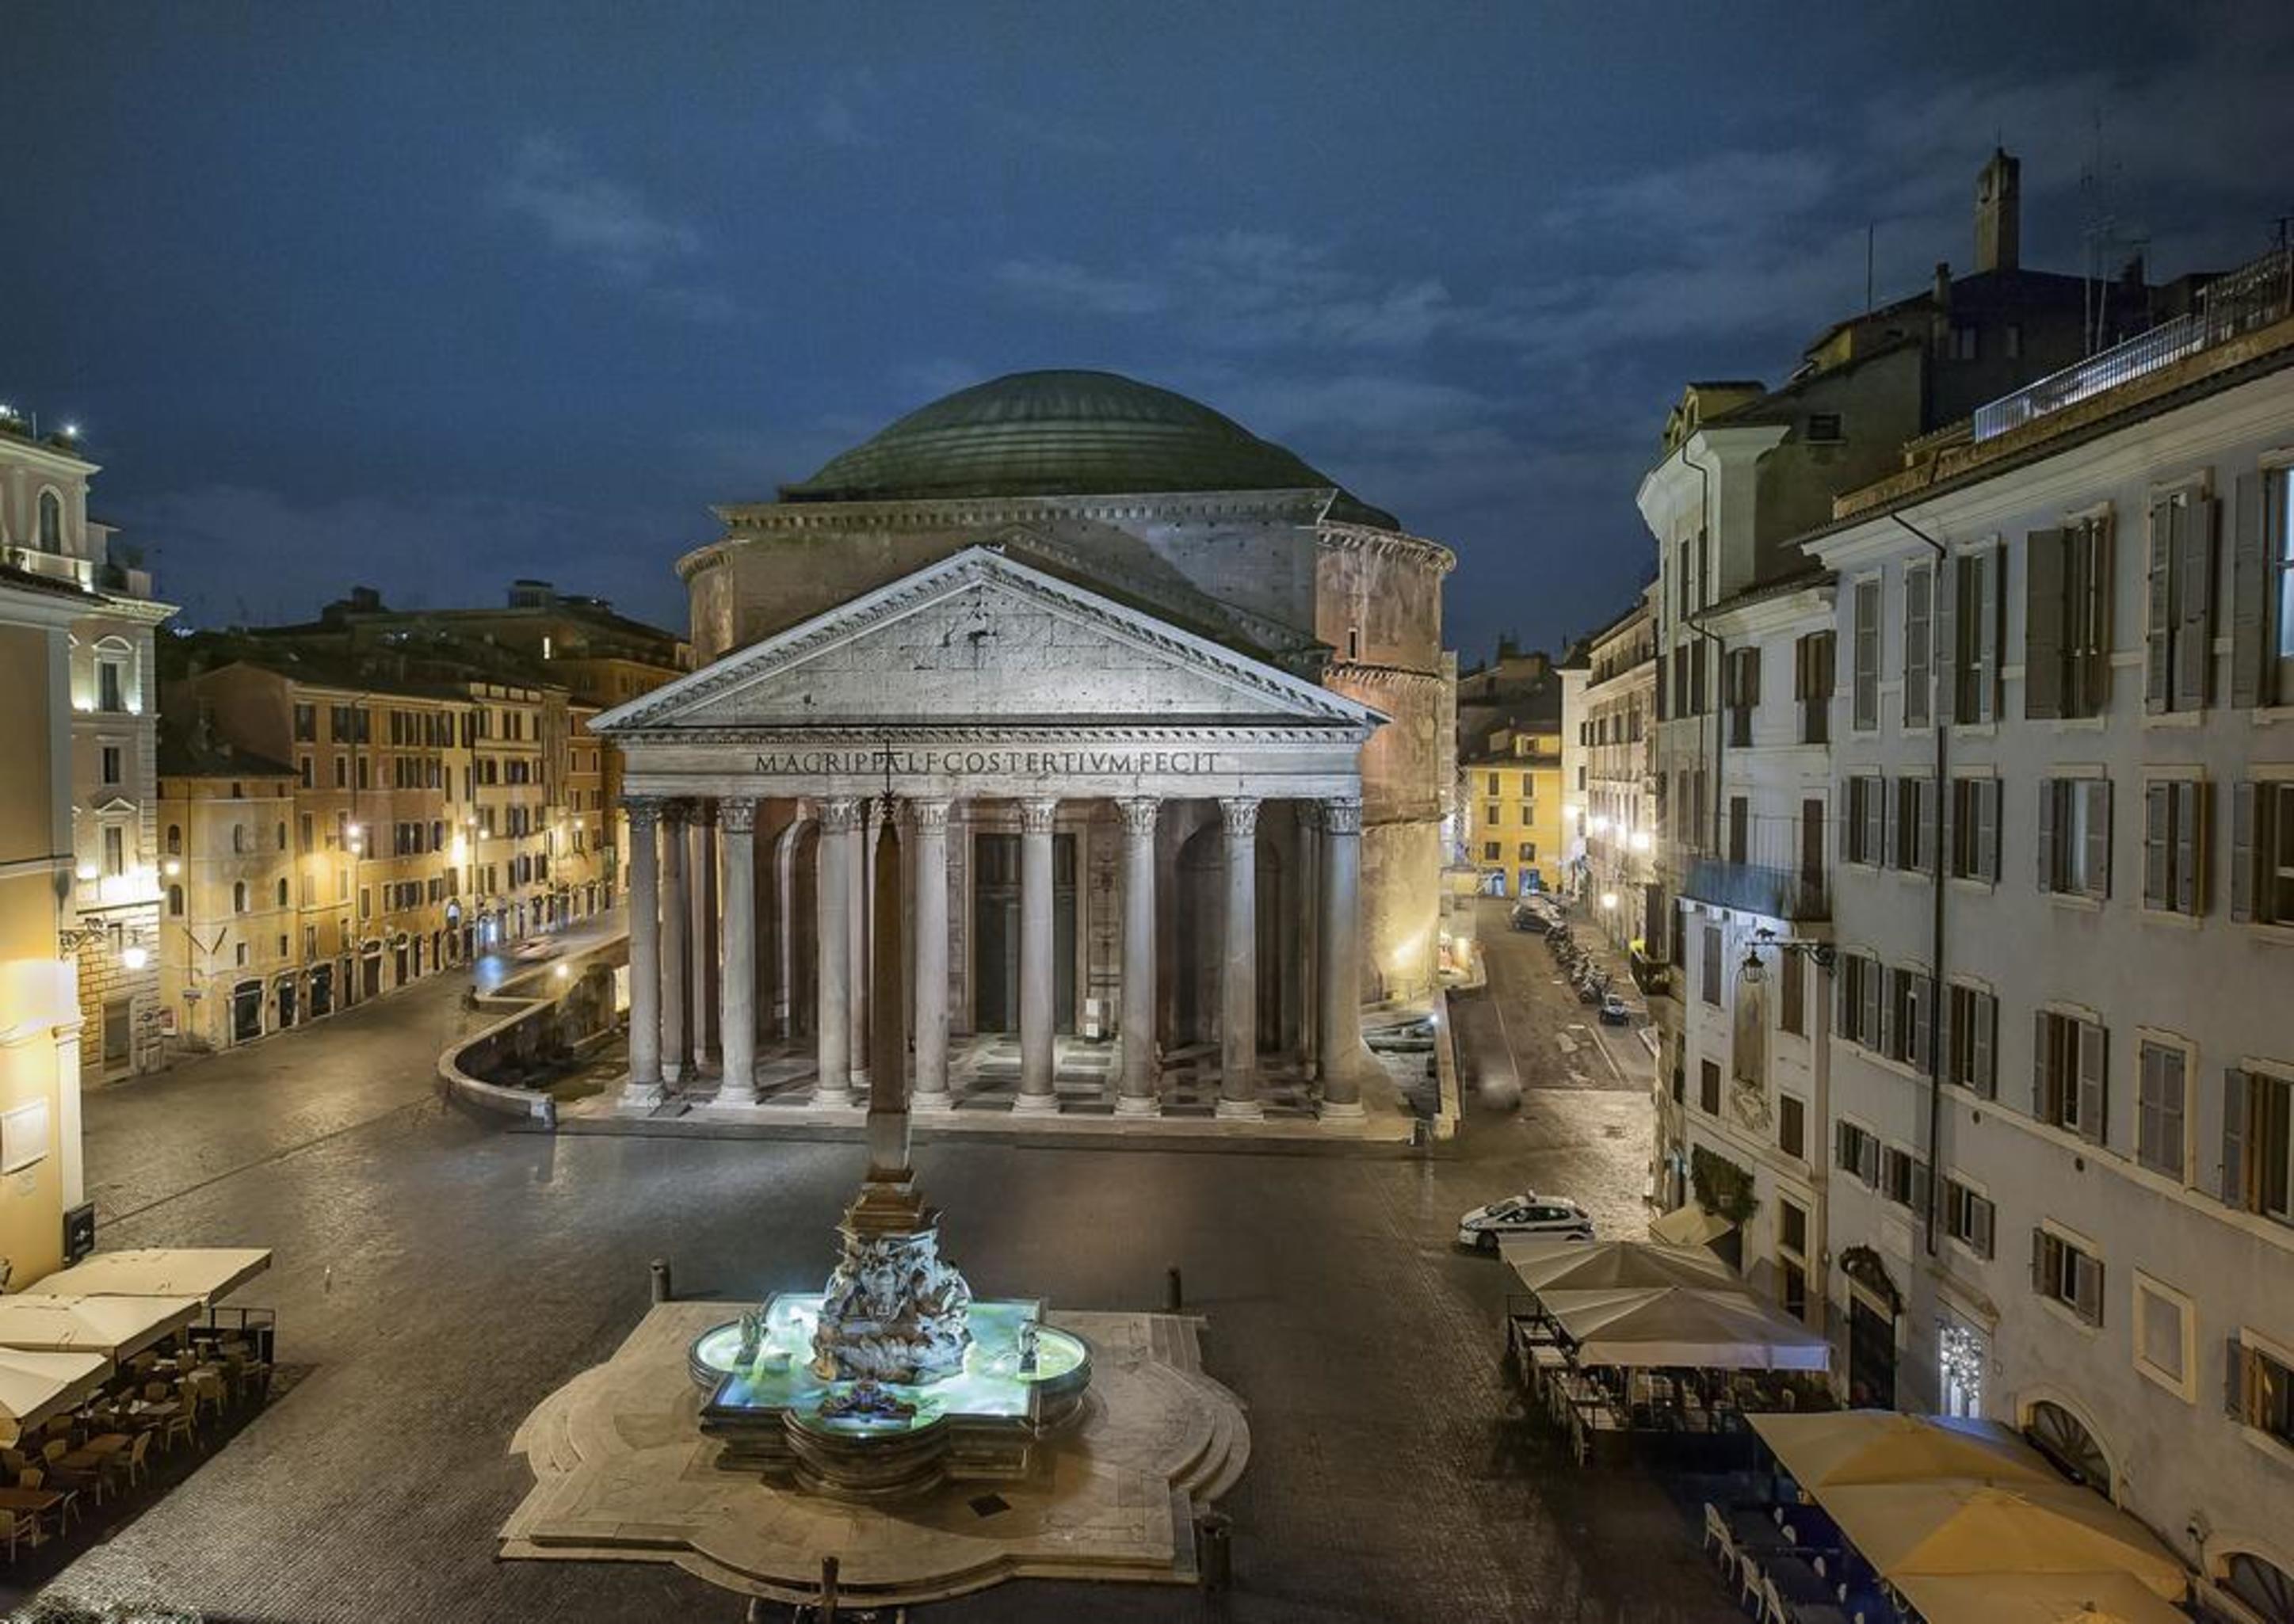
left=43, top=904, right=1733, bottom=1624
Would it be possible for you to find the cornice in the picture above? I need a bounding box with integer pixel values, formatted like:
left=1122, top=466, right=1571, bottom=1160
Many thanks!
left=1315, top=523, right=1457, bottom=575
left=613, top=721, right=1376, bottom=749
left=1323, top=660, right=1448, bottom=691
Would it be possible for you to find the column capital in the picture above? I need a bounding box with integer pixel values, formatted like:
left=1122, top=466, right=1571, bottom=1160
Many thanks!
left=1319, top=796, right=1365, bottom=836
left=819, top=797, right=864, bottom=834
left=1219, top=796, right=1261, bottom=839
left=907, top=796, right=954, bottom=834
left=1019, top=796, right=1059, bottom=835
left=623, top=796, right=664, bottom=833
left=695, top=799, right=720, bottom=828
left=719, top=796, right=758, bottom=835
left=661, top=799, right=691, bottom=830
left=1116, top=796, right=1160, bottom=838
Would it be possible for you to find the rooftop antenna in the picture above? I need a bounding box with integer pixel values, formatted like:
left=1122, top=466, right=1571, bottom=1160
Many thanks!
left=1865, top=223, right=1876, bottom=313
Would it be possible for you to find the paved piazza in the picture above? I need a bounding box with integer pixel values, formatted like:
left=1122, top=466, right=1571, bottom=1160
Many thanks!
left=32, top=906, right=1734, bottom=1622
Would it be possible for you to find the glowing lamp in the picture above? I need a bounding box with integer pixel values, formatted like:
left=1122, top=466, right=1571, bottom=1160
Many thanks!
left=1600, top=892, right=1619, bottom=910
left=162, top=858, right=182, bottom=877
left=120, top=944, right=150, bottom=971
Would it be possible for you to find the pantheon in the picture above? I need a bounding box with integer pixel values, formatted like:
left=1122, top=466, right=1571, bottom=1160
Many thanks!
left=594, top=371, right=1452, bottom=1123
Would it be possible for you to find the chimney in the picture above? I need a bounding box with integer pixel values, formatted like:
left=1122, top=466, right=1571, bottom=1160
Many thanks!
left=1933, top=261, right=1952, bottom=307
left=1975, top=147, right=2020, bottom=273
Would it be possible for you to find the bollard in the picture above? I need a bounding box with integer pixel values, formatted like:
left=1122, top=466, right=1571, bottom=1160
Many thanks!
left=649, top=1256, right=673, bottom=1304
left=1164, top=1265, right=1183, bottom=1313
left=819, top=1553, right=840, bottom=1624
left=1196, top=1510, right=1231, bottom=1592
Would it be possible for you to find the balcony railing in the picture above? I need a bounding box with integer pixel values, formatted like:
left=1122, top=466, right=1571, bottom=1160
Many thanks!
left=1973, top=246, right=2294, bottom=441
left=1681, top=857, right=1829, bottom=922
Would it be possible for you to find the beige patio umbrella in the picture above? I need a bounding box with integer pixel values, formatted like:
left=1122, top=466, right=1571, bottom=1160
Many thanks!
left=0, top=1348, right=111, bottom=1446
left=0, top=1293, right=203, bottom=1365
left=1819, top=1480, right=2187, bottom=1601
left=1541, top=1284, right=1831, bottom=1370
left=1647, top=1203, right=1736, bottom=1248
left=1892, top=1570, right=2192, bottom=1624
left=1750, top=1409, right=2062, bottom=1490
left=1502, top=1237, right=1739, bottom=1295
left=21, top=1247, right=272, bottom=1306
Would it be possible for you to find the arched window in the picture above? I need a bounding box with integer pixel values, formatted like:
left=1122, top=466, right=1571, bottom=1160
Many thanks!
left=277, top=878, right=289, bottom=907
left=2222, top=1552, right=2294, bottom=1624
left=232, top=880, right=248, bottom=914
left=2024, top=1400, right=2111, bottom=1496
left=168, top=884, right=184, bottom=917
left=37, top=491, right=63, bottom=551
left=166, top=825, right=181, bottom=856
left=232, top=825, right=247, bottom=855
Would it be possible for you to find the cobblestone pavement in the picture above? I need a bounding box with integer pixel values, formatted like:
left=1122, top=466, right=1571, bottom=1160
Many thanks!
left=39, top=899, right=1736, bottom=1624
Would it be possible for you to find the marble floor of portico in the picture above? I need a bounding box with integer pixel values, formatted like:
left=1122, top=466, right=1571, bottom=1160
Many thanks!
left=555, top=1036, right=1422, bottom=1143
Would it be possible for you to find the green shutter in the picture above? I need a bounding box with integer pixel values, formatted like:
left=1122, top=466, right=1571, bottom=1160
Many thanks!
left=2147, top=497, right=2175, bottom=713
left=2229, top=471, right=2269, bottom=711
left=2025, top=528, right=2068, bottom=719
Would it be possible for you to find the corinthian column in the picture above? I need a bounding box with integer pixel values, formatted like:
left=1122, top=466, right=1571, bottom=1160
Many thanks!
left=717, top=797, right=758, bottom=1105
left=659, top=801, right=689, bottom=1086
left=814, top=798, right=858, bottom=1105
left=621, top=797, right=663, bottom=1107
left=1217, top=796, right=1262, bottom=1119
left=691, top=800, right=720, bottom=1071
left=1116, top=796, right=1160, bottom=1115
left=1013, top=795, right=1060, bottom=1113
left=1316, top=796, right=1374, bottom=1121
left=847, top=805, right=872, bottom=1096
left=910, top=798, right=954, bottom=1110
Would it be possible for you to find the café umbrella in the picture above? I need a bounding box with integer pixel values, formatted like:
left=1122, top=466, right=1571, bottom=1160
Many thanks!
left=1750, top=1409, right=2063, bottom=1490
left=1815, top=1480, right=2187, bottom=1600
left=1890, top=1570, right=2193, bottom=1624
left=0, top=1294, right=203, bottom=1367
left=0, top=1348, right=111, bottom=1446
left=20, top=1247, right=272, bottom=1308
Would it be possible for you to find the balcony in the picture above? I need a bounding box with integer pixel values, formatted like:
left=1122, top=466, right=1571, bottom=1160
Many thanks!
left=1681, top=857, right=1828, bottom=923
left=1972, top=246, right=2294, bottom=442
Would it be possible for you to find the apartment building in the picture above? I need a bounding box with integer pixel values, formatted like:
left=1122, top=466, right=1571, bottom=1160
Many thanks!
left=1800, top=247, right=2294, bottom=1613
left=1573, top=590, right=1662, bottom=956
left=160, top=646, right=620, bottom=1050
left=158, top=730, right=300, bottom=1049
left=1462, top=717, right=1565, bottom=898
left=0, top=414, right=176, bottom=1083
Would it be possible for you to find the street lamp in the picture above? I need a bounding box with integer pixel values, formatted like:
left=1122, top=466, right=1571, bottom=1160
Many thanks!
left=1630, top=829, right=1653, bottom=852
left=1600, top=891, right=1619, bottom=911
left=1739, top=924, right=1836, bottom=985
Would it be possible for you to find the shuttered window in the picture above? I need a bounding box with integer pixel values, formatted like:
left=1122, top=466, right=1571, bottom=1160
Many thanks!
left=2228, top=467, right=2293, bottom=709
left=1949, top=777, right=2001, bottom=881
left=1843, top=775, right=1886, bottom=865
left=2025, top=517, right=2115, bottom=719
left=1888, top=966, right=1932, bottom=1069
left=2140, top=779, right=2206, bottom=915
left=1942, top=1179, right=1995, bottom=1258
left=1794, top=631, right=1834, bottom=744
left=1893, top=777, right=1935, bottom=873
left=2032, top=1229, right=2105, bottom=1326
left=1852, top=579, right=1881, bottom=731
left=2144, top=490, right=2218, bottom=715
left=2038, top=777, right=2112, bottom=898
left=2230, top=781, right=2294, bottom=925
left=1949, top=548, right=2002, bottom=723
left=2033, top=1009, right=2108, bottom=1144
left=2222, top=1067, right=2293, bottom=1225
left=1903, top=562, right=1933, bottom=729
left=1945, top=983, right=1998, bottom=1096
left=2136, top=1040, right=2189, bottom=1180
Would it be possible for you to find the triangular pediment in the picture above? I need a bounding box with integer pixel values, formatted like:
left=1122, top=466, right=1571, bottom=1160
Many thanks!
left=594, top=548, right=1381, bottom=734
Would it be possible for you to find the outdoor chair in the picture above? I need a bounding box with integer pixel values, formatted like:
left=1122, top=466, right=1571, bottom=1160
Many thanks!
left=158, top=1405, right=196, bottom=1455
left=142, top=1381, right=171, bottom=1404
left=100, top=1431, right=151, bottom=1493
left=182, top=1370, right=227, bottom=1424
left=13, top=1469, right=40, bottom=1491
left=1701, top=1501, right=1739, bottom=1582
left=1740, top=1549, right=1767, bottom=1612
left=1760, top=1573, right=1791, bottom=1624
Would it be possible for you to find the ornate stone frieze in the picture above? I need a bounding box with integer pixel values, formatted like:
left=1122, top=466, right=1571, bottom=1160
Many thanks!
left=719, top=797, right=758, bottom=835
left=1219, top=797, right=1261, bottom=839
left=1319, top=797, right=1364, bottom=836
left=1315, top=522, right=1459, bottom=576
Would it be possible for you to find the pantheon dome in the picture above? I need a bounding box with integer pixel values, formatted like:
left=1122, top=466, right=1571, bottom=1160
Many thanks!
left=779, top=369, right=1400, bottom=529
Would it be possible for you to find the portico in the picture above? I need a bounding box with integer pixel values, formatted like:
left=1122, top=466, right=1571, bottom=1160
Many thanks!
left=593, top=548, right=1392, bottom=1125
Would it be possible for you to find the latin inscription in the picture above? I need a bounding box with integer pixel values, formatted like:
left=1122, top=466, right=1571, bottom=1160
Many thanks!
left=751, top=748, right=1220, bottom=777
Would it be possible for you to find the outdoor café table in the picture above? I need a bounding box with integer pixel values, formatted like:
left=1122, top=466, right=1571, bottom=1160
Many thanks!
left=1727, top=1508, right=1802, bottom=1563
left=0, top=1485, right=75, bottom=1531
left=75, top=1434, right=133, bottom=1459
left=1763, top=1553, right=1838, bottom=1609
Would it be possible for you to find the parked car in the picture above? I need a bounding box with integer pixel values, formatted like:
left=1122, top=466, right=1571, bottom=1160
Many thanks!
left=1598, top=993, right=1632, bottom=1025
left=510, top=939, right=561, bottom=963
left=1456, top=1193, right=1595, bottom=1252
left=1509, top=902, right=1554, bottom=932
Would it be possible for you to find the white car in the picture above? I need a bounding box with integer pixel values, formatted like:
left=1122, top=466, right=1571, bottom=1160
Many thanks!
left=510, top=939, right=561, bottom=963
left=1456, top=1193, right=1594, bottom=1252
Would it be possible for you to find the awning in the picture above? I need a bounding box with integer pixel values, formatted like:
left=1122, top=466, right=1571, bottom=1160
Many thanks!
left=1816, top=1480, right=2186, bottom=1601
left=1750, top=1410, right=2062, bottom=1491
left=0, top=1349, right=111, bottom=1447
left=0, top=1294, right=204, bottom=1364
left=1648, top=1204, right=1737, bottom=1248
left=1891, top=1570, right=2192, bottom=1624
left=1540, top=1284, right=1831, bottom=1370
left=1503, top=1237, right=1738, bottom=1294
left=21, top=1247, right=271, bottom=1307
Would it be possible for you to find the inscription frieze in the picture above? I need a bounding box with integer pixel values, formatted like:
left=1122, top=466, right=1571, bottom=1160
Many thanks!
left=752, top=747, right=1221, bottom=778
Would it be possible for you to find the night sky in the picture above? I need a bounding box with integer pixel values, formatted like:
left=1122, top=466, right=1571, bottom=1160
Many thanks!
left=10, top=2, right=2288, bottom=661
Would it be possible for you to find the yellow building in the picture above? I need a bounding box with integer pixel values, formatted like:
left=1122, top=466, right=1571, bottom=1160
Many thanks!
left=1462, top=722, right=1563, bottom=898
left=0, top=569, right=96, bottom=1280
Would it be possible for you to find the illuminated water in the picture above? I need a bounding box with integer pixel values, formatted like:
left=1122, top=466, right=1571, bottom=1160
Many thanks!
left=693, top=1294, right=1086, bottom=1435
